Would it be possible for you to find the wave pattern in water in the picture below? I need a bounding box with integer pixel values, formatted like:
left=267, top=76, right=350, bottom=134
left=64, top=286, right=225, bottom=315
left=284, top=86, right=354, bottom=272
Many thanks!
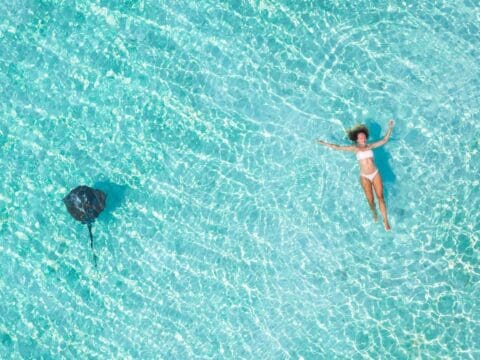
left=0, top=0, right=479, bottom=358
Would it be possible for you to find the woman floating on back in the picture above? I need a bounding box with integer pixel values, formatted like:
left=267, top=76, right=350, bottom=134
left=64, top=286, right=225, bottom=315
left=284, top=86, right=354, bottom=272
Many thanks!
left=317, top=120, right=394, bottom=231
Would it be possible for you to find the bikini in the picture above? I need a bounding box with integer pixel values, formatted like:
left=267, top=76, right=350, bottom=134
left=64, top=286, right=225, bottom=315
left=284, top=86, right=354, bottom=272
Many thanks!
left=356, top=149, right=379, bottom=181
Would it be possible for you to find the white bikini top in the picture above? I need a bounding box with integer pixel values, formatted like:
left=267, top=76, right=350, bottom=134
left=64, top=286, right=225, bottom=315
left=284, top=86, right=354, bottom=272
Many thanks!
left=356, top=149, right=374, bottom=160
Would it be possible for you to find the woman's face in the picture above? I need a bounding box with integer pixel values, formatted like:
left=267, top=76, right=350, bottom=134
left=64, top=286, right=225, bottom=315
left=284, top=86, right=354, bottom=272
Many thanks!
left=356, top=132, right=367, bottom=145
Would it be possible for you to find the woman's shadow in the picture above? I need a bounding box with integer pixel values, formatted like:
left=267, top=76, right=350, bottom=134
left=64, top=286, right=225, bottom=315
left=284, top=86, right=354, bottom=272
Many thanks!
left=365, top=120, right=396, bottom=189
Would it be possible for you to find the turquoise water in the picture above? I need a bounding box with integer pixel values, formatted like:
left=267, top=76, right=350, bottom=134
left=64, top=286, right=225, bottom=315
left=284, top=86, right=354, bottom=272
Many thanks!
left=1, top=0, right=479, bottom=358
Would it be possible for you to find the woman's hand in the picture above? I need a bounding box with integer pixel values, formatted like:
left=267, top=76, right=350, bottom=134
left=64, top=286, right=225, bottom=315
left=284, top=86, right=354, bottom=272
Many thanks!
left=388, top=119, right=395, bottom=129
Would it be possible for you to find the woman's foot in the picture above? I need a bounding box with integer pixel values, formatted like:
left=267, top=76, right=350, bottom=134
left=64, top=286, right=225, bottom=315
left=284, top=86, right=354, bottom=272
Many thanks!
left=384, top=219, right=391, bottom=231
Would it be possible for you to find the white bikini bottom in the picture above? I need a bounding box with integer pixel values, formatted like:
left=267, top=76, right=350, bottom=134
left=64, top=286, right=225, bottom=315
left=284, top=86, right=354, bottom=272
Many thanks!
left=360, top=169, right=379, bottom=182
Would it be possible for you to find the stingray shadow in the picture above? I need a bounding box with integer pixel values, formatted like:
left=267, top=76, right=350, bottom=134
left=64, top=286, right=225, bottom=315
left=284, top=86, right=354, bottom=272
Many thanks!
left=93, top=180, right=129, bottom=221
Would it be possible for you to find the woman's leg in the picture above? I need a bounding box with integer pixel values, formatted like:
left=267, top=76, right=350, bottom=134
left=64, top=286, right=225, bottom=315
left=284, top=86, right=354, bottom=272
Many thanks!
left=372, top=173, right=391, bottom=230
left=359, top=176, right=378, bottom=222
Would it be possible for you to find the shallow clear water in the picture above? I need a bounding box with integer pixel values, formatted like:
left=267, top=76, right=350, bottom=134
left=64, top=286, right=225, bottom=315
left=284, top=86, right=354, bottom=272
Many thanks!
left=0, top=0, right=479, bottom=358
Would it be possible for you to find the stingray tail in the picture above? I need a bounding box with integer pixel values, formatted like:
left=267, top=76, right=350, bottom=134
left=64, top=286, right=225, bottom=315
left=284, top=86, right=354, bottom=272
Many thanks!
left=87, top=223, right=97, bottom=267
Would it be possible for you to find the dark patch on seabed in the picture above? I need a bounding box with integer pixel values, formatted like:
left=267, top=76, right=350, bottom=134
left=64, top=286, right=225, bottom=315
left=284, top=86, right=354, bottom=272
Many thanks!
left=0, top=332, right=13, bottom=347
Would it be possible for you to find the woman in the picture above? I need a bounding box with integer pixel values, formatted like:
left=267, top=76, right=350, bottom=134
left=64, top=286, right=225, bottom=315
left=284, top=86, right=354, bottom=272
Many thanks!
left=316, top=120, right=394, bottom=231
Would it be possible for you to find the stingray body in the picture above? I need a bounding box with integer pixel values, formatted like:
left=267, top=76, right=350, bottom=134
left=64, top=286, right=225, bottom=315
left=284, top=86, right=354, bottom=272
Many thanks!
left=63, top=186, right=106, bottom=267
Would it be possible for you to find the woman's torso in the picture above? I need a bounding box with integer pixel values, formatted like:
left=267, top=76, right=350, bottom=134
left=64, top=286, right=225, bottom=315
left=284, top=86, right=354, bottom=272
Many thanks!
left=355, top=146, right=377, bottom=174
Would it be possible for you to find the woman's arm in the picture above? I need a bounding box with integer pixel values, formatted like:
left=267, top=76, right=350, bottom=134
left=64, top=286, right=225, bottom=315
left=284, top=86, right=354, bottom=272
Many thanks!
left=316, top=140, right=356, bottom=152
left=370, top=120, right=394, bottom=149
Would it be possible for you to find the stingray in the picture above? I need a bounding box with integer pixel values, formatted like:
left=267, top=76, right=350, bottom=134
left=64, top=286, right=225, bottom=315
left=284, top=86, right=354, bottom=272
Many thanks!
left=63, top=185, right=106, bottom=267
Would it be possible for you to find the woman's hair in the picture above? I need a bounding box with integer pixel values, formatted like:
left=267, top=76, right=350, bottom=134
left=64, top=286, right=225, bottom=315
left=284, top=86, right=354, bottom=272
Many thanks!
left=347, top=124, right=369, bottom=142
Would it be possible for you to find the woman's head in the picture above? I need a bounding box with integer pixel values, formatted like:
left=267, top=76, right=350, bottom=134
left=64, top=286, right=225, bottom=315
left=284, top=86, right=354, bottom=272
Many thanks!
left=347, top=124, right=369, bottom=143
